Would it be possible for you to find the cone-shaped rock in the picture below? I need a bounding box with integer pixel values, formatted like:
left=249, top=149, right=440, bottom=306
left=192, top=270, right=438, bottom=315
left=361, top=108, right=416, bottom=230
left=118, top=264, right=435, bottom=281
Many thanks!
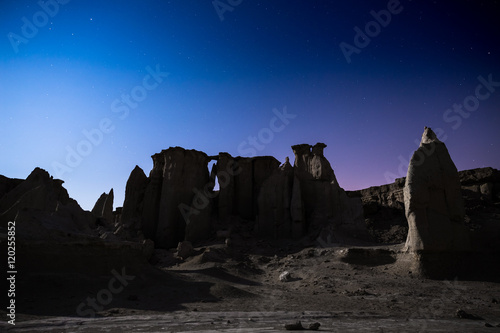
left=121, top=165, right=148, bottom=232
left=92, top=188, right=114, bottom=226
left=404, top=127, right=470, bottom=252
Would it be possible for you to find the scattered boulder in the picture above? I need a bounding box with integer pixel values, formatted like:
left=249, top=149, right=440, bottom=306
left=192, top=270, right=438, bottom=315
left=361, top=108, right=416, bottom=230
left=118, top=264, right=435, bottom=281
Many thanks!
left=176, top=241, right=194, bottom=259
left=308, top=322, right=321, bottom=330
left=284, top=321, right=303, bottom=330
left=216, top=229, right=231, bottom=239
left=456, top=309, right=483, bottom=320
left=284, top=321, right=319, bottom=330
left=279, top=271, right=292, bottom=282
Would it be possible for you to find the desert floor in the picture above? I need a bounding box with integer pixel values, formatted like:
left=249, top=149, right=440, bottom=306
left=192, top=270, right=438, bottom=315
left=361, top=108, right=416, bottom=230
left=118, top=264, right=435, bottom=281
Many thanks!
left=2, top=239, right=500, bottom=332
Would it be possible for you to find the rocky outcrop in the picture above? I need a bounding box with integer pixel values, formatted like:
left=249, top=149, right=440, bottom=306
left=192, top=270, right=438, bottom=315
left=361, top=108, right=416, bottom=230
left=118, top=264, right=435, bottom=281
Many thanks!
left=459, top=167, right=500, bottom=203
left=92, top=189, right=114, bottom=226
left=349, top=166, right=500, bottom=246
left=291, top=143, right=342, bottom=231
left=154, top=147, right=212, bottom=248
left=0, top=167, right=95, bottom=234
left=217, top=154, right=280, bottom=224
left=120, top=165, right=148, bottom=237
left=459, top=167, right=500, bottom=253
left=120, top=144, right=368, bottom=246
left=118, top=148, right=219, bottom=248
left=142, top=152, right=165, bottom=240
left=291, top=143, right=367, bottom=243
left=0, top=168, right=153, bottom=276
left=0, top=175, right=23, bottom=200
left=348, top=177, right=407, bottom=243
left=404, top=127, right=470, bottom=253
left=256, top=157, right=294, bottom=238
left=256, top=143, right=368, bottom=243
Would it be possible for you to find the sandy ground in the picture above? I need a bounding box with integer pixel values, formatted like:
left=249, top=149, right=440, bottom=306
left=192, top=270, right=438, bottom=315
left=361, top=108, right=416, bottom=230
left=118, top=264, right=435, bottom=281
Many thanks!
left=2, top=239, right=500, bottom=332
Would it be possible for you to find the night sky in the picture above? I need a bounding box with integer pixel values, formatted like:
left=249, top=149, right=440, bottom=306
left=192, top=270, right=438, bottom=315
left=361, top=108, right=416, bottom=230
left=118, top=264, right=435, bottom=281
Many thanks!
left=1, top=0, right=499, bottom=210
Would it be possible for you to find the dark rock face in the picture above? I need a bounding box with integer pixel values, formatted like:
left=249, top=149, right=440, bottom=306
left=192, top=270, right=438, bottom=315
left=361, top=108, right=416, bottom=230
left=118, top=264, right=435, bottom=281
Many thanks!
left=404, top=127, right=470, bottom=252
left=459, top=167, right=500, bottom=252
left=120, top=147, right=216, bottom=248
left=460, top=167, right=500, bottom=203
left=141, top=152, right=165, bottom=240
left=217, top=153, right=280, bottom=224
left=120, top=166, right=148, bottom=237
left=293, top=143, right=367, bottom=243
left=256, top=143, right=368, bottom=243
left=0, top=175, right=23, bottom=200
left=154, top=147, right=212, bottom=248
left=116, top=141, right=496, bottom=251
left=257, top=157, right=294, bottom=238
left=0, top=167, right=95, bottom=234
left=0, top=168, right=156, bottom=275
left=348, top=177, right=407, bottom=244
left=92, top=189, right=114, bottom=226
left=119, top=144, right=368, bottom=248
left=349, top=166, right=500, bottom=246
left=291, top=143, right=341, bottom=231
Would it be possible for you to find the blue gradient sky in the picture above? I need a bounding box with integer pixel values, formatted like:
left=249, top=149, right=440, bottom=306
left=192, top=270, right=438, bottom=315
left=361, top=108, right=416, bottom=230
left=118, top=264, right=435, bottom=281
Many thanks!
left=1, top=1, right=499, bottom=210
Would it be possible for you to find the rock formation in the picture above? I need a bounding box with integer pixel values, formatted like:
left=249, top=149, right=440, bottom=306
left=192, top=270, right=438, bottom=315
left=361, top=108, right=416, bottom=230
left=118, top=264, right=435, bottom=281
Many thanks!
left=292, top=143, right=367, bottom=243
left=459, top=167, right=500, bottom=203
left=111, top=139, right=490, bottom=251
left=0, top=175, right=23, bottom=200
left=404, top=127, right=470, bottom=252
left=347, top=177, right=407, bottom=243
left=155, top=147, right=212, bottom=248
left=120, top=165, right=148, bottom=237
left=291, top=143, right=342, bottom=233
left=348, top=166, right=500, bottom=246
left=257, top=157, right=294, bottom=238
left=459, top=167, right=500, bottom=253
left=217, top=154, right=280, bottom=223
left=92, top=188, right=114, bottom=226
left=141, top=152, right=165, bottom=240
left=256, top=143, right=367, bottom=243
left=0, top=168, right=152, bottom=275
left=0, top=167, right=95, bottom=234
left=116, top=144, right=370, bottom=247
left=122, top=147, right=215, bottom=248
